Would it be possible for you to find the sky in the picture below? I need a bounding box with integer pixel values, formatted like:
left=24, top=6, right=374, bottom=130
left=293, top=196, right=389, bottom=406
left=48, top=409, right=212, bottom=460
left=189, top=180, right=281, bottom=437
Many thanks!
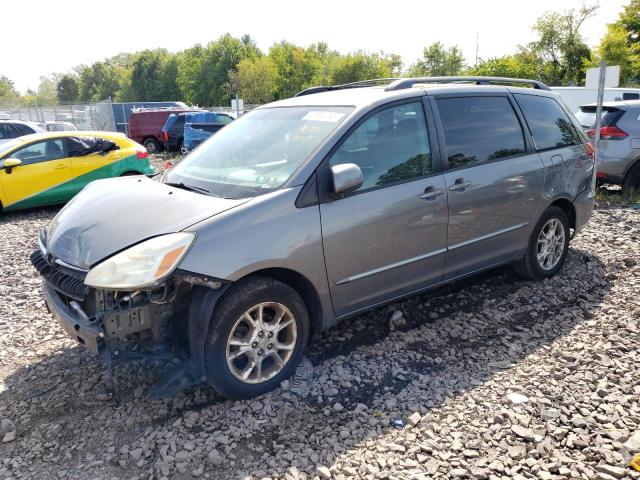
left=1, top=0, right=627, bottom=93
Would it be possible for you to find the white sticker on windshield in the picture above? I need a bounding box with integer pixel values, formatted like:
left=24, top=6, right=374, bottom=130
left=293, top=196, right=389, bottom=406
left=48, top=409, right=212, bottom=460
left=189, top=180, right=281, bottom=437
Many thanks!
left=303, top=111, right=346, bottom=123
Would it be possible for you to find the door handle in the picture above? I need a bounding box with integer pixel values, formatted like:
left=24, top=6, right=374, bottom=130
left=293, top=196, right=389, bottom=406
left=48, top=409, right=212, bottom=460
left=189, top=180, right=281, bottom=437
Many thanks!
left=53, top=164, right=66, bottom=170
left=449, top=179, right=471, bottom=191
left=420, top=186, right=444, bottom=200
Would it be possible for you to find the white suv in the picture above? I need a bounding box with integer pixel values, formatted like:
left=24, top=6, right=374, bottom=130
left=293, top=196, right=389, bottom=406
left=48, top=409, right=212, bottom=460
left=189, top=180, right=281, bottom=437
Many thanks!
left=0, top=120, right=45, bottom=145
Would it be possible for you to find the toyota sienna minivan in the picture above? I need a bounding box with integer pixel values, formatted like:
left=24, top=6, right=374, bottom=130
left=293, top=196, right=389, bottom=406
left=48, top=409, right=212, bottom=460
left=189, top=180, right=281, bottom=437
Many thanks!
left=31, top=76, right=595, bottom=399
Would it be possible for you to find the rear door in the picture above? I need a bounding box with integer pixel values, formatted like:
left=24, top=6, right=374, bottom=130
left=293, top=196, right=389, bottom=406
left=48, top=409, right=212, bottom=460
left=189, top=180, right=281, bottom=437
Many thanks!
left=431, top=94, right=545, bottom=279
left=66, top=137, right=123, bottom=193
left=0, top=139, right=73, bottom=208
left=514, top=93, right=592, bottom=198
left=320, top=99, right=448, bottom=316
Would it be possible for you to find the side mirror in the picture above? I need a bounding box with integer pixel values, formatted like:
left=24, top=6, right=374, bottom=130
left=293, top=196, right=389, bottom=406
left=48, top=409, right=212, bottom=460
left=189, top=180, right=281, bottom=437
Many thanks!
left=2, top=158, right=22, bottom=173
left=331, top=163, right=363, bottom=195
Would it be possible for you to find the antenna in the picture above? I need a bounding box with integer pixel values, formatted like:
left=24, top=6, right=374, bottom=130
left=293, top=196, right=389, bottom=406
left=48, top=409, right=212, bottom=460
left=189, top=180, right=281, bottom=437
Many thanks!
left=475, top=32, right=479, bottom=68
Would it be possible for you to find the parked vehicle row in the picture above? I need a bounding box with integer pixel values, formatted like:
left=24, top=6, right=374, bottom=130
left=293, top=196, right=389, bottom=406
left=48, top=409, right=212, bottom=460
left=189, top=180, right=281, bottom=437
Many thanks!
left=128, top=107, right=234, bottom=154
left=162, top=111, right=234, bottom=154
left=30, top=76, right=595, bottom=399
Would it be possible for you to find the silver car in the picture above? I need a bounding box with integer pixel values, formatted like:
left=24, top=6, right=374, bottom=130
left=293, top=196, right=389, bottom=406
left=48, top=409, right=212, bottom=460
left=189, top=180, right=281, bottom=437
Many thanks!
left=31, top=76, right=595, bottom=399
left=576, top=101, right=640, bottom=191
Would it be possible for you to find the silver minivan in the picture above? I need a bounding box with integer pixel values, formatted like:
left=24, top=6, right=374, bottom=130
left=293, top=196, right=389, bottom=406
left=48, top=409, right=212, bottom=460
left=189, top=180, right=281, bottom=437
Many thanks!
left=32, top=77, right=595, bottom=399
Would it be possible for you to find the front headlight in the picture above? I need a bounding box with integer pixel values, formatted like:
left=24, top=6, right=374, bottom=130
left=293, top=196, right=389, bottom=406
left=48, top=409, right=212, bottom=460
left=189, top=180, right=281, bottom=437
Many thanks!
left=84, top=232, right=195, bottom=289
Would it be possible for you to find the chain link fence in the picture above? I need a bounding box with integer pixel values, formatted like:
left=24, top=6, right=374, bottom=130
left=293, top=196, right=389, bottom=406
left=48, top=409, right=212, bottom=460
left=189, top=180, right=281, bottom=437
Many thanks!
left=0, top=99, right=116, bottom=131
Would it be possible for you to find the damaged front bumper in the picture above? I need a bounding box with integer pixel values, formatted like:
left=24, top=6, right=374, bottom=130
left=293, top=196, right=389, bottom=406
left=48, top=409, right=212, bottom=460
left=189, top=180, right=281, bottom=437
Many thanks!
left=43, top=282, right=104, bottom=352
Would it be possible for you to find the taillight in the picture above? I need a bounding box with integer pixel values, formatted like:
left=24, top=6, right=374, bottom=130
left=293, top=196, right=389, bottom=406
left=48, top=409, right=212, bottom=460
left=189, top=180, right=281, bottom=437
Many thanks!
left=163, top=131, right=168, bottom=141
left=596, top=172, right=608, bottom=180
left=586, top=125, right=628, bottom=140
left=584, top=142, right=595, bottom=164
left=136, top=149, right=149, bottom=159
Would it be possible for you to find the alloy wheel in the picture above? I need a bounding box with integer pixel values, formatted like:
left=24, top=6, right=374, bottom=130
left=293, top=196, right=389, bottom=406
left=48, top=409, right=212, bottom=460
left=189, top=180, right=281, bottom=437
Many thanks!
left=536, top=218, right=565, bottom=270
left=226, top=302, right=297, bottom=384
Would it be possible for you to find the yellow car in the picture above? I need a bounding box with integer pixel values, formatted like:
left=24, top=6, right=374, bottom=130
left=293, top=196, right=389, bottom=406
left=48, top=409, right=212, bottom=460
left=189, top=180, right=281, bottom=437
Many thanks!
left=0, top=131, right=154, bottom=211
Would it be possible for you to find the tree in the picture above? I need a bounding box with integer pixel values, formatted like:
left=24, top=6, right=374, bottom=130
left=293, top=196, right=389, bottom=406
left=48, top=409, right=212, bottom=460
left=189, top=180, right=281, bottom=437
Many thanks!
left=57, top=74, right=80, bottom=102
left=327, top=51, right=397, bottom=85
left=36, top=76, right=58, bottom=105
left=407, top=42, right=465, bottom=77
left=177, top=34, right=260, bottom=106
left=269, top=41, right=323, bottom=99
left=0, top=76, right=19, bottom=107
left=129, top=49, right=180, bottom=101
left=592, top=1, right=640, bottom=86
left=527, top=3, right=598, bottom=85
left=468, top=51, right=541, bottom=79
left=229, top=56, right=278, bottom=104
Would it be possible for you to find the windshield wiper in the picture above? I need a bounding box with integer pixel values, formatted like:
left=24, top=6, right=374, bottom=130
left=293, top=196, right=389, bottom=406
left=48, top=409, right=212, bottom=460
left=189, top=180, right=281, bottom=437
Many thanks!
left=165, top=182, right=214, bottom=196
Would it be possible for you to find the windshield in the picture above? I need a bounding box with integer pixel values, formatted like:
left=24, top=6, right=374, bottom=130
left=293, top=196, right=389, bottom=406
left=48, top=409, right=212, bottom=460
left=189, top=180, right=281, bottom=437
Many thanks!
left=166, top=106, right=352, bottom=199
left=0, top=138, right=25, bottom=157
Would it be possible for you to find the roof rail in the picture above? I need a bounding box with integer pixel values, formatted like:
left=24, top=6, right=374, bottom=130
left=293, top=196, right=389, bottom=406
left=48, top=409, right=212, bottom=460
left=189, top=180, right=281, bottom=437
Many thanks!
left=385, top=76, right=551, bottom=92
left=295, top=78, right=402, bottom=97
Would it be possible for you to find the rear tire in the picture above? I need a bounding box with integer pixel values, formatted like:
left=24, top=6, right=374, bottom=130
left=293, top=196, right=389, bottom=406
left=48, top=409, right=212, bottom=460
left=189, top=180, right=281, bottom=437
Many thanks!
left=143, top=138, right=160, bottom=154
left=204, top=277, right=310, bottom=399
left=622, top=163, right=640, bottom=193
left=513, top=206, right=570, bottom=281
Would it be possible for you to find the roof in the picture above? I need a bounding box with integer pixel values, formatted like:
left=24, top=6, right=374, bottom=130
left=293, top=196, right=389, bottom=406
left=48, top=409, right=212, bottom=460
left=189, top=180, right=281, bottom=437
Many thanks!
left=16, top=131, right=126, bottom=141
left=263, top=83, right=556, bottom=110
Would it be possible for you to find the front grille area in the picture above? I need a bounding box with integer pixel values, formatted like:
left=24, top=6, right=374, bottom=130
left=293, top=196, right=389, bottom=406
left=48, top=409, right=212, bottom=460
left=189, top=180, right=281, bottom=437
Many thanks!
left=30, top=250, right=90, bottom=301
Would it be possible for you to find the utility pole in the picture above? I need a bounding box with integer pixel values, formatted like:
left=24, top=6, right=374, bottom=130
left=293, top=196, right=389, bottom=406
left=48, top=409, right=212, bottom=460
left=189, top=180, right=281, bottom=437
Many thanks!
left=475, top=32, right=479, bottom=68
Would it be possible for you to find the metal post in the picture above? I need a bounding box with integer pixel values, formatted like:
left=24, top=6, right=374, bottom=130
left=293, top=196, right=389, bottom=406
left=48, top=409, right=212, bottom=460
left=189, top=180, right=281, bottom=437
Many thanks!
left=591, top=60, right=607, bottom=195
left=235, top=93, right=240, bottom=118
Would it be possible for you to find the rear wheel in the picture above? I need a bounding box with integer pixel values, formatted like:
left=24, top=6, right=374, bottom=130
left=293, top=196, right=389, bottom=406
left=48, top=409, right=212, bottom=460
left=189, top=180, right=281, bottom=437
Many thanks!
left=622, top=163, right=640, bottom=193
left=143, top=138, right=160, bottom=154
left=513, top=206, right=570, bottom=280
left=204, top=277, right=310, bottom=399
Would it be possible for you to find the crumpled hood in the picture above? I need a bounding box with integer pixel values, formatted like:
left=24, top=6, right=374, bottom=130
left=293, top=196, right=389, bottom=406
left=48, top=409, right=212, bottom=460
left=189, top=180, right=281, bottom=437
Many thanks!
left=45, top=176, right=247, bottom=270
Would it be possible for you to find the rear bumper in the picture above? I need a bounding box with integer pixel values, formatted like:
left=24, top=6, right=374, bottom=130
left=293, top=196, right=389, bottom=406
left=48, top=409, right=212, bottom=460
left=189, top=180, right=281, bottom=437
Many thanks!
left=43, top=283, right=102, bottom=353
left=573, top=188, right=595, bottom=235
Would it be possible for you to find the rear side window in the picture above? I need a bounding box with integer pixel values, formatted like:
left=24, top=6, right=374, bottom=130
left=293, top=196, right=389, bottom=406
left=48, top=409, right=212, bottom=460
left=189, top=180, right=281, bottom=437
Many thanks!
left=0, top=124, right=13, bottom=139
left=13, top=123, right=35, bottom=135
left=436, top=96, right=525, bottom=169
left=515, top=94, right=581, bottom=150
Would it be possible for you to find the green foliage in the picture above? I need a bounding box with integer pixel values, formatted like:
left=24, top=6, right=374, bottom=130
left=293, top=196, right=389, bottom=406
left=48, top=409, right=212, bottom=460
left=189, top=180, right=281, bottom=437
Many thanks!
left=130, top=49, right=180, bottom=101
left=229, top=56, right=278, bottom=104
left=468, top=51, right=541, bottom=79
left=327, top=51, right=399, bottom=84
left=57, top=74, right=80, bottom=102
left=0, top=76, right=19, bottom=107
left=592, top=0, right=640, bottom=86
left=526, top=4, right=598, bottom=85
left=407, top=42, right=464, bottom=77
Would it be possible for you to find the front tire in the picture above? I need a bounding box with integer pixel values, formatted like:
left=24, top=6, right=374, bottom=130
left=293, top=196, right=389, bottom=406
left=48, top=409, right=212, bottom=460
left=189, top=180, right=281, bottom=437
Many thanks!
left=204, top=277, right=310, bottom=399
left=513, top=206, right=570, bottom=281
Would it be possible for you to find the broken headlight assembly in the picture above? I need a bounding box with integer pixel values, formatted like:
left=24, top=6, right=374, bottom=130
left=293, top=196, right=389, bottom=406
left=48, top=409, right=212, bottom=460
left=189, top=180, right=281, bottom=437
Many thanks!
left=84, top=232, right=195, bottom=290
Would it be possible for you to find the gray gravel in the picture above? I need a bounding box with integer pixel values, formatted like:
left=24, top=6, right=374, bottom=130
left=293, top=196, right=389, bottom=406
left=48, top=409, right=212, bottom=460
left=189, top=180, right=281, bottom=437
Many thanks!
left=1, top=202, right=639, bottom=480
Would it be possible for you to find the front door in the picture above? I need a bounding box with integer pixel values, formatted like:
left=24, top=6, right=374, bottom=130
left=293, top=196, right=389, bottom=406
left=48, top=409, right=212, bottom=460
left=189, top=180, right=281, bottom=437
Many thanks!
left=320, top=100, right=448, bottom=317
left=0, top=139, right=73, bottom=209
left=432, top=95, right=545, bottom=279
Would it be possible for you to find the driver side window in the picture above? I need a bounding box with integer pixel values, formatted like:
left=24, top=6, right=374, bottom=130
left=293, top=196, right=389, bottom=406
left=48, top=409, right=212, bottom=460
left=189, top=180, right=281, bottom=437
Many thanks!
left=329, top=101, right=432, bottom=192
left=12, top=140, right=65, bottom=165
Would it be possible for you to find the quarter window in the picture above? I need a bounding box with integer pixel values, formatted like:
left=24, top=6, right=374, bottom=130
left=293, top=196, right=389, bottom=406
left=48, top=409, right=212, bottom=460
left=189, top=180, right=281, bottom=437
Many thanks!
left=436, top=96, right=526, bottom=170
left=514, top=94, right=581, bottom=150
left=329, top=102, right=432, bottom=192
left=11, top=140, right=65, bottom=165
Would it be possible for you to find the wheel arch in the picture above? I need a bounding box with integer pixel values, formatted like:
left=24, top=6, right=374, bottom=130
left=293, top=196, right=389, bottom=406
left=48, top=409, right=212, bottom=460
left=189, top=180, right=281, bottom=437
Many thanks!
left=240, top=267, right=324, bottom=334
left=549, top=197, right=576, bottom=231
left=623, top=157, right=640, bottom=187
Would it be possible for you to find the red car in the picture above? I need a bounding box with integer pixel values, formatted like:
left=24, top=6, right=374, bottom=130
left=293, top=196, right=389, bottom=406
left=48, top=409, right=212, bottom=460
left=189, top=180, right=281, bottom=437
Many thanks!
left=128, top=107, right=199, bottom=154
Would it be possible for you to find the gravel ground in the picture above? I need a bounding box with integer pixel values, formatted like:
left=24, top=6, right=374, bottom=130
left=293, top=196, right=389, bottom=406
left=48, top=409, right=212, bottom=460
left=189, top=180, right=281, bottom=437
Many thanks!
left=1, top=195, right=639, bottom=480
